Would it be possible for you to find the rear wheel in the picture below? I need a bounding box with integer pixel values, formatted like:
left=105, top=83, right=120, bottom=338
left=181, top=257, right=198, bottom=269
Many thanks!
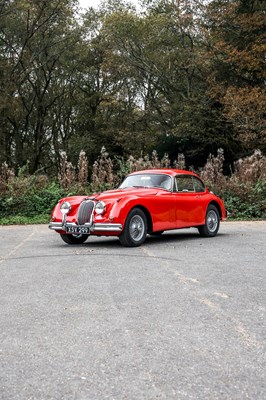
left=60, top=233, right=89, bottom=244
left=119, top=208, right=147, bottom=247
left=198, top=205, right=220, bottom=237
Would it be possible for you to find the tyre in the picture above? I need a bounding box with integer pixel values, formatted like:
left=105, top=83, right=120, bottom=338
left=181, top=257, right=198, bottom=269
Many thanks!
left=119, top=208, right=147, bottom=247
left=60, top=233, right=89, bottom=244
left=198, top=205, right=220, bottom=237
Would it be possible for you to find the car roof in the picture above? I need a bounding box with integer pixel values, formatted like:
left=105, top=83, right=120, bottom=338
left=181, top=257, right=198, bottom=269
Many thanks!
left=129, top=169, right=199, bottom=178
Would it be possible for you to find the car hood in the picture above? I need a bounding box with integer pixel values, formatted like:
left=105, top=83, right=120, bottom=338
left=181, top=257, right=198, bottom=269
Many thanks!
left=60, top=188, right=160, bottom=210
left=92, top=187, right=159, bottom=202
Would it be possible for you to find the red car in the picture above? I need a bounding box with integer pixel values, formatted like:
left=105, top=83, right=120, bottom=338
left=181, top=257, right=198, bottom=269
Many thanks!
left=49, top=169, right=227, bottom=247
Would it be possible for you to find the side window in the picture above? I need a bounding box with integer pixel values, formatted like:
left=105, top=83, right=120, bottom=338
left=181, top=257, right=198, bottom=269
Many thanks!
left=193, top=177, right=205, bottom=193
left=175, top=176, right=194, bottom=192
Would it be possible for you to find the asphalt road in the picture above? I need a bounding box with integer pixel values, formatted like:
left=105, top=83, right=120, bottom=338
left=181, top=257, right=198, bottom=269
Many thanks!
left=0, top=221, right=265, bottom=400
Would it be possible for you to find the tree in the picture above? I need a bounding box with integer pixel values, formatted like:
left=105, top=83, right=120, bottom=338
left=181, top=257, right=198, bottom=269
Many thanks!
left=0, top=0, right=81, bottom=172
left=1, top=0, right=264, bottom=176
left=203, top=0, right=266, bottom=154
left=96, top=0, right=237, bottom=165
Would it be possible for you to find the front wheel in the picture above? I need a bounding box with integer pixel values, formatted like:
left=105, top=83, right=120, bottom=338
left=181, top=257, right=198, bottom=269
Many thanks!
left=198, top=205, right=220, bottom=237
left=119, top=208, right=147, bottom=247
left=60, top=233, right=89, bottom=244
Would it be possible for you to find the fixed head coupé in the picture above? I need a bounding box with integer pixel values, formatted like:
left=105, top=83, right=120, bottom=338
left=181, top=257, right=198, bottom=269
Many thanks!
left=49, top=169, right=227, bottom=247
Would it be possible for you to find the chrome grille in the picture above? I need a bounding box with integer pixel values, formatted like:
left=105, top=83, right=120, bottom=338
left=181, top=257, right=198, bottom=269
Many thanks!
left=77, top=200, right=95, bottom=225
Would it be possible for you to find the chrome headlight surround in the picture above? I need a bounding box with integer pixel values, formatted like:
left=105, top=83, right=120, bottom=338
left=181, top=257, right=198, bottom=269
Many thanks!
left=95, top=201, right=106, bottom=215
left=60, top=201, right=71, bottom=215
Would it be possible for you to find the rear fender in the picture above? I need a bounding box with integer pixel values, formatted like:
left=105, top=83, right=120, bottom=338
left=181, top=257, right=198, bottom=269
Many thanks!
left=208, top=199, right=226, bottom=220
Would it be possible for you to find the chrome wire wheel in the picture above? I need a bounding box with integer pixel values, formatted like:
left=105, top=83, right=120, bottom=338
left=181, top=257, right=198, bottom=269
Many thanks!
left=119, top=208, right=148, bottom=247
left=129, top=215, right=145, bottom=241
left=198, top=205, right=220, bottom=237
left=206, top=210, right=219, bottom=233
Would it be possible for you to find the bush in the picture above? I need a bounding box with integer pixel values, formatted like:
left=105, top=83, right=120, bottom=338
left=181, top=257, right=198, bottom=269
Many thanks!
left=223, top=181, right=266, bottom=219
left=200, top=149, right=266, bottom=220
left=0, top=178, right=66, bottom=224
left=0, top=149, right=265, bottom=224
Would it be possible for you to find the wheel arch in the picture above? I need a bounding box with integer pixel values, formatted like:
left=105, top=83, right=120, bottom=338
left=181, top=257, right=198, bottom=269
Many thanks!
left=208, top=200, right=222, bottom=219
left=129, top=205, right=153, bottom=234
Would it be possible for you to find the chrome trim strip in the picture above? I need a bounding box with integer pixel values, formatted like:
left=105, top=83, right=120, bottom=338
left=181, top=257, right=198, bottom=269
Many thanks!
left=49, top=222, right=123, bottom=232
left=49, top=222, right=65, bottom=230
left=65, top=222, right=92, bottom=228
left=93, top=223, right=123, bottom=232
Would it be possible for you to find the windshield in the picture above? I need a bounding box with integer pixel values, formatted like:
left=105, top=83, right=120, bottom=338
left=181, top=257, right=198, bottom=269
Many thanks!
left=119, top=173, right=172, bottom=191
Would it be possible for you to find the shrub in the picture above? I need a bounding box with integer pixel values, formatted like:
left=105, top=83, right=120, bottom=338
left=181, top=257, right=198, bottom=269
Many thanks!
left=200, top=149, right=266, bottom=219
left=0, top=162, right=68, bottom=223
left=0, top=148, right=265, bottom=223
left=91, top=147, right=115, bottom=192
left=58, top=151, right=76, bottom=190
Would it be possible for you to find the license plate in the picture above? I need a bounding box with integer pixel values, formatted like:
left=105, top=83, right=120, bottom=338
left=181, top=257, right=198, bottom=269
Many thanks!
left=66, top=226, right=89, bottom=234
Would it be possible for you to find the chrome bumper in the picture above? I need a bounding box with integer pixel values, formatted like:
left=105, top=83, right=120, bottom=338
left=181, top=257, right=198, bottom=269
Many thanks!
left=49, top=221, right=123, bottom=232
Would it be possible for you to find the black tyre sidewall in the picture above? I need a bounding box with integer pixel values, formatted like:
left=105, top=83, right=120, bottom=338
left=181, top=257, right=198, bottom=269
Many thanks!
left=60, top=233, right=89, bottom=244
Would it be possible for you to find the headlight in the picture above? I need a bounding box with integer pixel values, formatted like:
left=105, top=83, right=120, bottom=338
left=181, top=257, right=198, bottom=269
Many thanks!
left=60, top=201, right=71, bottom=214
left=95, top=201, right=106, bottom=215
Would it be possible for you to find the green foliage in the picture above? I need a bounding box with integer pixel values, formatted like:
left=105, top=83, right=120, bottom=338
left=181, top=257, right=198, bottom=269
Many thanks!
left=1, top=0, right=264, bottom=175
left=1, top=149, right=265, bottom=224
left=199, top=149, right=266, bottom=220
left=0, top=215, right=50, bottom=225
left=203, top=0, right=266, bottom=153
left=217, top=181, right=266, bottom=220
left=0, top=180, right=65, bottom=223
left=0, top=0, right=265, bottom=223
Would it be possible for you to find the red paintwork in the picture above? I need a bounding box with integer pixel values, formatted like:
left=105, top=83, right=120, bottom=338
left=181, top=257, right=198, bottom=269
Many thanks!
left=50, top=169, right=226, bottom=235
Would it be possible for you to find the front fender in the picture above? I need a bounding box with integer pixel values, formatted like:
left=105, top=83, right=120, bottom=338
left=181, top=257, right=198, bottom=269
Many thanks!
left=109, top=196, right=173, bottom=233
left=109, top=197, right=144, bottom=225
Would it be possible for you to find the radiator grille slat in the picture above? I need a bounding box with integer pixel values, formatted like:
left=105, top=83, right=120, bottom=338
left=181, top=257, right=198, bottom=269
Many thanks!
left=77, top=200, right=95, bottom=225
